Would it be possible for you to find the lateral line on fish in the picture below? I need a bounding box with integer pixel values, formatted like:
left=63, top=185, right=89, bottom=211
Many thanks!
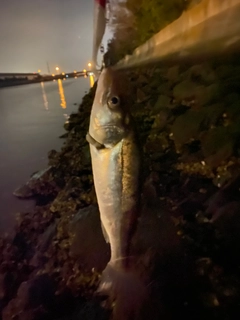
left=86, top=132, right=105, bottom=149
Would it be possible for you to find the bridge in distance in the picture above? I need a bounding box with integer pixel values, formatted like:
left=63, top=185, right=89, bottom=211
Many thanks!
left=0, top=71, right=91, bottom=88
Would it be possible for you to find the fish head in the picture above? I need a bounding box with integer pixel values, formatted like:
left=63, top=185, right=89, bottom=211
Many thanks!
left=89, top=68, right=131, bottom=147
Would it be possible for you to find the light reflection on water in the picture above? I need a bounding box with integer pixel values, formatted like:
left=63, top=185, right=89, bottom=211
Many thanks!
left=41, top=82, right=48, bottom=110
left=89, top=74, right=95, bottom=88
left=57, top=79, right=67, bottom=109
left=0, top=76, right=91, bottom=232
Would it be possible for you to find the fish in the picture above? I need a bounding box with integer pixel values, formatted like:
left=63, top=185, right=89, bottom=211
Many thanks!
left=86, top=67, right=147, bottom=319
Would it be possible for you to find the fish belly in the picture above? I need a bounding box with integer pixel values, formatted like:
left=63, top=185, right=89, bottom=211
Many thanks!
left=90, top=136, right=140, bottom=264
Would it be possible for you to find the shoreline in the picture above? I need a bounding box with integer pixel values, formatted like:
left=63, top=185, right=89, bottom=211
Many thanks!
left=0, top=75, right=85, bottom=89
left=1, top=60, right=240, bottom=319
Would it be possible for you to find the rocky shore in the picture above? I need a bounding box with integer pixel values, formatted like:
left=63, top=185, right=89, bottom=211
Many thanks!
left=1, top=54, right=240, bottom=319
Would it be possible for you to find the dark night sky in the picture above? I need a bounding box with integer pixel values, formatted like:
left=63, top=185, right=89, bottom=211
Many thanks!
left=0, top=0, right=108, bottom=73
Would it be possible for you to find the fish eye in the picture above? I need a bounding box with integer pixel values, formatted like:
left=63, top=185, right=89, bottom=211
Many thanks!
left=108, top=96, right=120, bottom=108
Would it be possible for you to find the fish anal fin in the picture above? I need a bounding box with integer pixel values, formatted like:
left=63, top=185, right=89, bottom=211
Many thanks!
left=101, top=222, right=109, bottom=243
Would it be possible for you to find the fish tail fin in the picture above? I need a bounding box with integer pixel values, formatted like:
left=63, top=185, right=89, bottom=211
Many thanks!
left=97, top=262, right=148, bottom=320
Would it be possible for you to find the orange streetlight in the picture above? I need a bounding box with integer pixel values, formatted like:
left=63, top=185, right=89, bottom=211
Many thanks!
left=56, top=66, right=59, bottom=71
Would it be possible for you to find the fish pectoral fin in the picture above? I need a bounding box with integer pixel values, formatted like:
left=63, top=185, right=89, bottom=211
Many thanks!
left=101, top=222, right=109, bottom=243
left=86, top=132, right=105, bottom=150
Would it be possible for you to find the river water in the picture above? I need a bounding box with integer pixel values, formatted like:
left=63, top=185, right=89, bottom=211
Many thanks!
left=0, top=76, right=94, bottom=232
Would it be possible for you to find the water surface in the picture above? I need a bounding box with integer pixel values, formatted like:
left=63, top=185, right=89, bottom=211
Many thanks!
left=0, top=77, right=92, bottom=231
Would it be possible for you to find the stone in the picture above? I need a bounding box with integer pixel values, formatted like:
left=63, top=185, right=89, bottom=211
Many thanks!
left=173, top=79, right=219, bottom=106
left=69, top=205, right=110, bottom=271
left=59, top=132, right=69, bottom=139
left=2, top=275, right=56, bottom=320
left=188, top=64, right=216, bottom=84
left=151, top=109, right=172, bottom=131
left=137, top=74, right=149, bottom=86
left=0, top=272, right=6, bottom=299
left=166, top=65, right=179, bottom=83
left=173, top=80, right=197, bottom=102
left=13, top=184, right=33, bottom=198
left=171, top=109, right=205, bottom=146
left=203, top=103, right=225, bottom=127
left=136, top=88, right=148, bottom=103
left=216, top=65, right=240, bottom=79
left=201, top=127, right=234, bottom=167
left=211, top=202, right=240, bottom=248
left=153, top=95, right=172, bottom=113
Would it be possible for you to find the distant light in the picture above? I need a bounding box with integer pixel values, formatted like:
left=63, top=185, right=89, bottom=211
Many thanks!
left=66, top=75, right=69, bottom=78
left=56, top=66, right=59, bottom=71
left=52, top=74, right=55, bottom=76
left=88, top=62, right=92, bottom=67
left=62, top=72, right=65, bottom=75
left=74, top=76, right=77, bottom=79
left=74, top=70, right=77, bottom=73
left=63, top=78, right=66, bottom=80
left=83, top=69, right=86, bottom=73
left=38, top=69, right=41, bottom=73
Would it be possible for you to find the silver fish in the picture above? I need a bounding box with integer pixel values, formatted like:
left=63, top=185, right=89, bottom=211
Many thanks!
left=87, top=68, right=146, bottom=319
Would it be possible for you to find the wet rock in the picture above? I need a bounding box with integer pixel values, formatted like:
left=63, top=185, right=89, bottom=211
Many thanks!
left=156, top=82, right=171, bottom=95
left=59, top=132, right=69, bottom=139
left=216, top=65, right=240, bottom=79
left=71, top=300, right=110, bottom=320
left=69, top=205, right=109, bottom=271
left=2, top=275, right=56, bottom=320
left=30, top=167, right=52, bottom=181
left=224, top=93, right=240, bottom=106
left=137, top=74, right=149, bottom=86
left=152, top=95, right=172, bottom=114
left=151, top=109, right=172, bottom=131
left=39, top=223, right=57, bottom=253
left=64, top=121, right=74, bottom=131
left=0, top=272, right=6, bottom=299
left=173, top=80, right=219, bottom=106
left=30, top=222, right=57, bottom=267
left=171, top=109, right=205, bottom=146
left=173, top=80, right=197, bottom=102
left=203, top=103, right=225, bottom=127
left=145, top=133, right=169, bottom=154
left=13, top=184, right=33, bottom=199
left=50, top=190, right=79, bottom=213
left=211, top=201, right=240, bottom=225
left=188, top=64, right=216, bottom=84
left=201, top=127, right=234, bottom=167
left=25, top=167, right=59, bottom=197
left=63, top=113, right=83, bottom=131
left=48, top=149, right=59, bottom=166
left=166, top=65, right=179, bottom=83
left=136, top=88, right=148, bottom=103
